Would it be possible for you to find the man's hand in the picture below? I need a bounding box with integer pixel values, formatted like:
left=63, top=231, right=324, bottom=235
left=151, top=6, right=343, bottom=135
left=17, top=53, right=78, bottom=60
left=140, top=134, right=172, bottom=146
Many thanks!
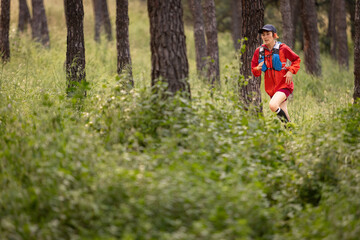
left=284, top=71, right=293, bottom=85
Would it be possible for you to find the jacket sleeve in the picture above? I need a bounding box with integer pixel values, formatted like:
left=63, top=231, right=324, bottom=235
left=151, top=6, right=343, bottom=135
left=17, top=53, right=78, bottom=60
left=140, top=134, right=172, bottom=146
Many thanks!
left=251, top=47, right=262, bottom=77
left=282, top=44, right=301, bottom=74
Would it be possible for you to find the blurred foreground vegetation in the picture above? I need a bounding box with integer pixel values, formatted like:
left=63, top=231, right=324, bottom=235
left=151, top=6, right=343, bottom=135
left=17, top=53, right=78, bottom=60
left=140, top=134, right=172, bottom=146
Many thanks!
left=0, top=0, right=359, bottom=239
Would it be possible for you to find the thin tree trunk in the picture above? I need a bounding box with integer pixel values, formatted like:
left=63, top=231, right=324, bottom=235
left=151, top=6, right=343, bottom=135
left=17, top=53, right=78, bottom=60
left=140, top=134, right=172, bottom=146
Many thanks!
left=280, top=0, right=294, bottom=49
left=116, top=0, right=133, bottom=86
left=102, top=0, right=112, bottom=41
left=148, top=0, right=190, bottom=96
left=18, top=0, right=31, bottom=32
left=239, top=0, right=264, bottom=112
left=348, top=0, right=356, bottom=41
left=31, top=0, right=50, bottom=47
left=92, top=0, right=102, bottom=42
left=64, top=0, right=86, bottom=96
left=0, top=0, right=10, bottom=63
left=231, top=0, right=242, bottom=50
left=301, top=0, right=321, bottom=76
left=354, top=0, right=360, bottom=103
left=203, top=0, right=220, bottom=86
left=328, top=0, right=337, bottom=58
left=188, top=0, right=207, bottom=75
left=291, top=0, right=300, bottom=48
left=92, top=0, right=112, bottom=42
left=336, top=0, right=349, bottom=69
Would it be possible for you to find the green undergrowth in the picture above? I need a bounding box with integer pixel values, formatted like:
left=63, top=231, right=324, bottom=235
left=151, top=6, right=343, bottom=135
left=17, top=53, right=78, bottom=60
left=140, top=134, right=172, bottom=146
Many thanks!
left=1, top=0, right=359, bottom=239
left=1, top=73, right=359, bottom=239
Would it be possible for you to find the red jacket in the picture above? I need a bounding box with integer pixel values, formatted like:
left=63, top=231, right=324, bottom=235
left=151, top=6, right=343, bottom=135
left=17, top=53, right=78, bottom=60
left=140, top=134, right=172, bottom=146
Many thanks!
left=251, top=43, right=301, bottom=97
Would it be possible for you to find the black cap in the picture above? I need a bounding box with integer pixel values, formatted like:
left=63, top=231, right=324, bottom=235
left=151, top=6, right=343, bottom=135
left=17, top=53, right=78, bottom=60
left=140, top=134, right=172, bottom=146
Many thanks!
left=258, top=24, right=277, bottom=33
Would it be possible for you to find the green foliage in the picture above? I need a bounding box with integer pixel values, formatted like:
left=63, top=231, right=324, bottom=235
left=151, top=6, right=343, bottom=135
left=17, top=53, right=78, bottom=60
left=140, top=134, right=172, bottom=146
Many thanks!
left=0, top=0, right=358, bottom=239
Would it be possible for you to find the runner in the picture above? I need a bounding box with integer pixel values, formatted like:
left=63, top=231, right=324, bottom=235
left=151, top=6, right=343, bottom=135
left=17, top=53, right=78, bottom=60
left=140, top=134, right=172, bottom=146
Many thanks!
left=251, top=24, right=301, bottom=123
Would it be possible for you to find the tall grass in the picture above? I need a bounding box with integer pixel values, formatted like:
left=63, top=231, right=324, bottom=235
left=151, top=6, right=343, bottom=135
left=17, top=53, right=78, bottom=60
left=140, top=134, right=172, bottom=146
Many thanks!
left=0, top=1, right=359, bottom=239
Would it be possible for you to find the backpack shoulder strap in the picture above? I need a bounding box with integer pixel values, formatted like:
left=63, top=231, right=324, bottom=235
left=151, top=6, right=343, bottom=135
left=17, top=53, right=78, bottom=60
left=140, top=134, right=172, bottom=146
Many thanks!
left=273, top=41, right=282, bottom=54
left=259, top=45, right=265, bottom=60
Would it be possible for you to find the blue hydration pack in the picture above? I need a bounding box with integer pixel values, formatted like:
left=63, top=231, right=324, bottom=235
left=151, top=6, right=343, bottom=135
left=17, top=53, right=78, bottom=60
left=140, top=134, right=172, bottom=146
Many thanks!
left=258, top=41, right=283, bottom=72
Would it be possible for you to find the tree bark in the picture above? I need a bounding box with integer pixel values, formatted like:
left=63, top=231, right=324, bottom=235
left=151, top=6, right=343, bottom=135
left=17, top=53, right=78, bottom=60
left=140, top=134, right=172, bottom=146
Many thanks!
left=64, top=0, right=86, bottom=96
left=203, top=0, right=220, bottom=86
left=291, top=0, right=302, bottom=49
left=116, top=0, right=133, bottom=86
left=0, top=0, right=10, bottom=63
left=18, top=0, right=31, bottom=33
left=354, top=0, right=360, bottom=103
left=188, top=0, right=207, bottom=75
left=92, top=0, right=112, bottom=42
left=92, top=0, right=102, bottom=42
left=102, top=0, right=112, bottom=41
left=300, top=0, right=321, bottom=76
left=239, top=0, right=264, bottom=112
left=328, top=0, right=337, bottom=58
left=290, top=0, right=299, bottom=48
left=31, top=0, right=50, bottom=47
left=348, top=0, right=356, bottom=41
left=231, top=0, right=242, bottom=50
left=336, top=0, right=349, bottom=69
left=148, top=0, right=190, bottom=96
left=280, top=0, right=294, bottom=49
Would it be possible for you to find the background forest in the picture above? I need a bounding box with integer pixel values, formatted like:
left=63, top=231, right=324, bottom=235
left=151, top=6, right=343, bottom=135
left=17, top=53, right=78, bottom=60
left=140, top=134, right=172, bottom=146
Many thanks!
left=0, top=0, right=359, bottom=239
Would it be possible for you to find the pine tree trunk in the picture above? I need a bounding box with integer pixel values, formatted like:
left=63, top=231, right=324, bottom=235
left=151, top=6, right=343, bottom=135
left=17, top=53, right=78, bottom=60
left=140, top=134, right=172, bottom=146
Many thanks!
left=203, top=0, right=220, bottom=86
left=148, top=0, right=190, bottom=96
left=0, top=0, right=10, bottom=63
left=290, top=0, right=299, bottom=48
left=18, top=0, right=31, bottom=32
left=336, top=0, right=349, bottom=69
left=92, top=0, right=112, bottom=42
left=116, top=0, right=133, bottom=86
left=102, top=0, right=112, bottom=41
left=301, top=0, right=321, bottom=76
left=64, top=0, right=86, bottom=96
left=280, top=0, right=294, bottom=48
left=348, top=0, right=356, bottom=41
left=31, top=0, right=50, bottom=47
left=354, top=0, right=360, bottom=103
left=239, top=0, right=263, bottom=112
left=231, top=0, right=242, bottom=50
left=188, top=0, right=207, bottom=75
left=328, top=0, right=337, bottom=57
left=92, top=0, right=102, bottom=42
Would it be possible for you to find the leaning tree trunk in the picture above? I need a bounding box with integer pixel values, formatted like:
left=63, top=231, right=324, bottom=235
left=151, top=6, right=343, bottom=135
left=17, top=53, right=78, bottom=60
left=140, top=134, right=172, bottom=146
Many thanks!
left=280, top=0, right=294, bottom=49
left=64, top=0, right=86, bottom=96
left=328, top=0, right=337, bottom=57
left=231, top=0, right=242, bottom=50
left=354, top=0, right=360, bottom=103
left=102, top=0, right=112, bottom=41
left=148, top=0, right=191, bottom=96
left=239, top=0, right=264, bottom=112
left=0, top=0, right=10, bottom=63
left=203, top=0, right=220, bottom=86
left=31, top=0, right=50, bottom=47
left=18, top=0, right=31, bottom=32
left=335, top=0, right=349, bottom=69
left=301, top=0, right=321, bottom=76
left=188, top=0, right=207, bottom=76
left=116, top=0, right=133, bottom=86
